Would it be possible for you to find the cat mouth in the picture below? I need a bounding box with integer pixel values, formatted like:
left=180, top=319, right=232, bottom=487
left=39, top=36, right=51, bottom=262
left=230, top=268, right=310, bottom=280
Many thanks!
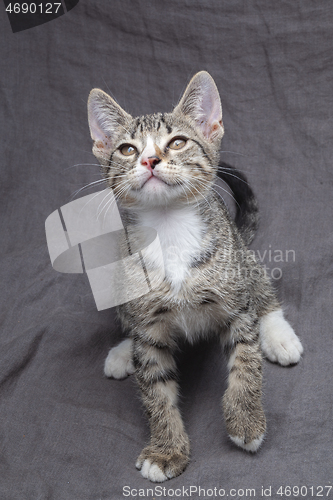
left=142, top=173, right=171, bottom=188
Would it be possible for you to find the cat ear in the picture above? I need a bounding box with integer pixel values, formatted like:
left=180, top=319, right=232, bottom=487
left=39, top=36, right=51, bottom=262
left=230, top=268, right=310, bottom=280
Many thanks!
left=174, top=71, right=224, bottom=142
left=87, top=89, right=131, bottom=157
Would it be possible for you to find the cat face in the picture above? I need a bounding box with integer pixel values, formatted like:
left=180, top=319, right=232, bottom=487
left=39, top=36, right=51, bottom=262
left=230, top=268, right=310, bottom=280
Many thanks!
left=88, top=71, right=224, bottom=209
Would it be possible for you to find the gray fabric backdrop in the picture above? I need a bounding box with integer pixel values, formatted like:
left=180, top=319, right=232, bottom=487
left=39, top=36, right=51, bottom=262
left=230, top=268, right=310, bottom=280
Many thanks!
left=0, top=1, right=332, bottom=499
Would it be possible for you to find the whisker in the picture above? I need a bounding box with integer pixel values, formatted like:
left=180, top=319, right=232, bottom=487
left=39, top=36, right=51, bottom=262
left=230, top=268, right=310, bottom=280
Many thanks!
left=77, top=188, right=110, bottom=218
left=212, top=184, right=241, bottom=211
left=181, top=176, right=213, bottom=210
left=219, top=150, right=252, bottom=157
left=101, top=194, right=118, bottom=224
left=184, top=174, right=241, bottom=212
left=102, top=183, right=131, bottom=224
left=70, top=178, right=107, bottom=199
left=96, top=189, right=115, bottom=219
left=184, top=183, right=206, bottom=210
left=216, top=168, right=249, bottom=186
left=65, top=163, right=102, bottom=171
left=175, top=178, right=191, bottom=205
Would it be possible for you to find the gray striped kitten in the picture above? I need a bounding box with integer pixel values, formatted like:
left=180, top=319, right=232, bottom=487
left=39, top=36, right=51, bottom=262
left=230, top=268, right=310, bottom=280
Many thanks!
left=87, top=72, right=303, bottom=482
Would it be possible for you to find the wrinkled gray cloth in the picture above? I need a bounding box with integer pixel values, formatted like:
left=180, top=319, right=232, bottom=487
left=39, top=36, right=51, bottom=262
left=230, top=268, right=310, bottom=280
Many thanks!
left=0, top=1, right=332, bottom=499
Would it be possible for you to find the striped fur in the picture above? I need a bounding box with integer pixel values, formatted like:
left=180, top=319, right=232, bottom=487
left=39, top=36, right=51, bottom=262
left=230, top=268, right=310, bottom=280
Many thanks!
left=88, top=72, right=303, bottom=482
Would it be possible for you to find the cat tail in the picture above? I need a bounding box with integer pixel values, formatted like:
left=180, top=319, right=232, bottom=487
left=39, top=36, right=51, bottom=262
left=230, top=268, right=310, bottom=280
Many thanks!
left=217, top=161, right=259, bottom=246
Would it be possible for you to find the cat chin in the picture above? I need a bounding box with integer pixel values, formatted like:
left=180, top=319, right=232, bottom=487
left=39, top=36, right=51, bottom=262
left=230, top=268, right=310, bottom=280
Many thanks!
left=143, top=176, right=168, bottom=191
left=130, top=181, right=183, bottom=208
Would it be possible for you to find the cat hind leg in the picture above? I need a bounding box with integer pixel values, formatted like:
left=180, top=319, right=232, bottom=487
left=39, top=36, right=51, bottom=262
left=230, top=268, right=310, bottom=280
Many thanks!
left=260, top=309, right=303, bottom=366
left=104, top=338, right=135, bottom=379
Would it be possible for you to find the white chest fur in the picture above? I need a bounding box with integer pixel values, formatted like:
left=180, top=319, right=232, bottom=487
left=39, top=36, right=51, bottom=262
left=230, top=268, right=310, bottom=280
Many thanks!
left=138, top=206, right=204, bottom=292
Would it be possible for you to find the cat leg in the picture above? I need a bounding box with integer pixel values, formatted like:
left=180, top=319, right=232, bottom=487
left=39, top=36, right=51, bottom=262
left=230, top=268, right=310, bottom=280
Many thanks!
left=133, top=332, right=190, bottom=482
left=104, top=338, right=135, bottom=379
left=223, top=318, right=266, bottom=452
left=260, top=308, right=303, bottom=366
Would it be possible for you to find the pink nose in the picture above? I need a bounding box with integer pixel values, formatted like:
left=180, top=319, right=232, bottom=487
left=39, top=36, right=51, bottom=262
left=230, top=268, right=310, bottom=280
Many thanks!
left=141, top=156, right=160, bottom=170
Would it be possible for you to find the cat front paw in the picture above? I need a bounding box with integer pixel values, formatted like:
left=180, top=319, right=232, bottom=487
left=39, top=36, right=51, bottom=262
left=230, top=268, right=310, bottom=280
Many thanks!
left=136, top=447, right=189, bottom=482
left=229, top=432, right=265, bottom=452
left=223, top=392, right=266, bottom=453
left=260, top=310, right=303, bottom=366
left=104, top=339, right=135, bottom=379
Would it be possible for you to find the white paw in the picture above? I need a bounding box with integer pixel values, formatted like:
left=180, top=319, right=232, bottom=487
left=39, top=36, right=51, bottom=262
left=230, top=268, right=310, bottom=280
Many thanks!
left=136, top=459, right=168, bottom=483
left=229, top=433, right=265, bottom=452
left=260, top=309, right=303, bottom=366
left=104, top=339, right=135, bottom=379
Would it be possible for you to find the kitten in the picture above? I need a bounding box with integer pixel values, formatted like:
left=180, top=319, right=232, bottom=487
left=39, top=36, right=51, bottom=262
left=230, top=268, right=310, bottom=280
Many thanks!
left=87, top=71, right=303, bottom=482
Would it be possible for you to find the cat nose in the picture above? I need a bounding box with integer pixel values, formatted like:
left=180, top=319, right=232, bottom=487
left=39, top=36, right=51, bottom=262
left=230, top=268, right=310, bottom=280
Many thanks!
left=141, top=156, right=161, bottom=170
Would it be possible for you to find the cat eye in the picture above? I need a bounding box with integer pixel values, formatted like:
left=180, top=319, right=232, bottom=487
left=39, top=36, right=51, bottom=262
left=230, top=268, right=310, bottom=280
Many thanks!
left=168, top=137, right=187, bottom=150
left=119, top=144, right=138, bottom=156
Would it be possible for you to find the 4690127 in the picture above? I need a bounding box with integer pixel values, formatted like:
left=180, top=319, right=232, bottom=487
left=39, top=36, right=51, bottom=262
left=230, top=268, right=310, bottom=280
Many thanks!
left=276, top=485, right=332, bottom=497
left=5, top=2, right=62, bottom=14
